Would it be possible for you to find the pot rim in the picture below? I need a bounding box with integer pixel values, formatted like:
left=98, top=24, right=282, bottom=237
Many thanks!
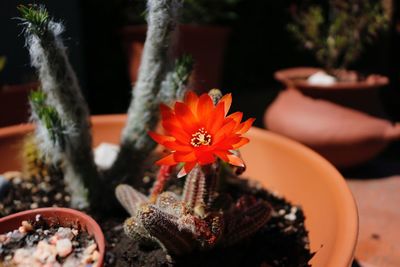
left=275, top=67, right=389, bottom=90
left=0, top=207, right=105, bottom=267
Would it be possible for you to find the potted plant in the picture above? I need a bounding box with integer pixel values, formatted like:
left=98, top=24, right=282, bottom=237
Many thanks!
left=0, top=2, right=357, bottom=266
left=120, top=0, right=240, bottom=92
left=264, top=0, right=396, bottom=168
left=0, top=207, right=105, bottom=266
left=0, top=56, right=38, bottom=127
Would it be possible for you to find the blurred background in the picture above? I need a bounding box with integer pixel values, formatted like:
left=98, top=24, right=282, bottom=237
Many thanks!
left=0, top=0, right=398, bottom=123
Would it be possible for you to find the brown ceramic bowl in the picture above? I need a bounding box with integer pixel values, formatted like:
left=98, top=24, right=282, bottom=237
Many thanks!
left=0, top=115, right=358, bottom=267
left=274, top=67, right=389, bottom=91
left=0, top=207, right=105, bottom=266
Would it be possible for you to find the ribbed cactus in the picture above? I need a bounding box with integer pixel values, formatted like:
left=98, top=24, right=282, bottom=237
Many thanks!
left=116, top=164, right=272, bottom=255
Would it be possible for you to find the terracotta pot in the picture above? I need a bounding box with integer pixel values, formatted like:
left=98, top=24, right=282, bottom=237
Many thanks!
left=120, top=25, right=230, bottom=92
left=0, top=115, right=358, bottom=267
left=0, top=82, right=38, bottom=127
left=0, top=207, right=105, bottom=266
left=274, top=67, right=389, bottom=117
left=265, top=67, right=396, bottom=168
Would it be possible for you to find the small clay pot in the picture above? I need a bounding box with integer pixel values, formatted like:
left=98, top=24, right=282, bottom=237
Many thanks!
left=120, top=24, right=231, bottom=92
left=266, top=67, right=395, bottom=168
left=0, top=207, right=105, bottom=266
left=0, top=115, right=358, bottom=266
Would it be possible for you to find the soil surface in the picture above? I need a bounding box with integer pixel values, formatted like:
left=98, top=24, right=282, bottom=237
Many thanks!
left=1, top=172, right=313, bottom=267
left=0, top=215, right=99, bottom=266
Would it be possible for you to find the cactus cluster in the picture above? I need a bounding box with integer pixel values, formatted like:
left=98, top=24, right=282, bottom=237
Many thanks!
left=116, top=163, right=272, bottom=255
left=18, top=0, right=191, bottom=209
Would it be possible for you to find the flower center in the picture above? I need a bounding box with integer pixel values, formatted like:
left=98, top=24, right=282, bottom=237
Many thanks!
left=190, top=128, right=212, bottom=147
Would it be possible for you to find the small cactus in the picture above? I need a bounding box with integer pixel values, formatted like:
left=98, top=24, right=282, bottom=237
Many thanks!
left=117, top=90, right=271, bottom=255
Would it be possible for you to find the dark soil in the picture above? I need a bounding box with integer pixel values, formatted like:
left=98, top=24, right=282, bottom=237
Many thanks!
left=0, top=170, right=70, bottom=217
left=102, top=178, right=313, bottom=267
left=1, top=172, right=313, bottom=267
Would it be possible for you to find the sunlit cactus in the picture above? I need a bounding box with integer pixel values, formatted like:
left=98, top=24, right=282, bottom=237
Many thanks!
left=116, top=90, right=271, bottom=255
left=17, top=0, right=189, bottom=209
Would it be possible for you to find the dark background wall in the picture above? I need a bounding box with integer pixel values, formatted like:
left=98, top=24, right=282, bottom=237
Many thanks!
left=0, top=0, right=398, bottom=122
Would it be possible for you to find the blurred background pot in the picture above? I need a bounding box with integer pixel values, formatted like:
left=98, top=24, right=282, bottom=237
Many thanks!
left=264, top=67, right=397, bottom=168
left=0, top=82, right=37, bottom=127
left=121, top=25, right=230, bottom=92
left=0, top=115, right=358, bottom=267
left=0, top=207, right=106, bottom=266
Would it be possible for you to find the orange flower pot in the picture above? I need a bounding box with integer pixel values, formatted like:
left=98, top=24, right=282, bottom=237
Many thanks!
left=0, top=207, right=105, bottom=266
left=0, top=115, right=358, bottom=267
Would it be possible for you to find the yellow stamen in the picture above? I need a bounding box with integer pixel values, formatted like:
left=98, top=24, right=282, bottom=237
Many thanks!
left=190, top=128, right=212, bottom=147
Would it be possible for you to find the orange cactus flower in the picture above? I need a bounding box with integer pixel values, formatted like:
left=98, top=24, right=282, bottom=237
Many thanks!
left=149, top=91, right=255, bottom=177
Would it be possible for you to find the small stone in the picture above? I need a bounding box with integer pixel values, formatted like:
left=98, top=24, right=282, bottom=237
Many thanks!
left=21, top=221, right=33, bottom=232
left=84, top=243, right=97, bottom=255
left=56, top=238, right=73, bottom=257
left=284, top=213, right=296, bottom=221
left=30, top=202, right=39, bottom=209
left=42, top=196, right=49, bottom=203
left=33, top=240, right=57, bottom=263
left=3, top=171, right=22, bottom=180
left=278, top=209, right=286, bottom=216
left=307, top=71, right=337, bottom=85
left=94, top=143, right=119, bottom=169
left=142, top=176, right=151, bottom=183
left=56, top=227, right=74, bottom=240
left=64, top=195, right=71, bottom=202
left=55, top=192, right=63, bottom=200
left=92, top=250, right=100, bottom=261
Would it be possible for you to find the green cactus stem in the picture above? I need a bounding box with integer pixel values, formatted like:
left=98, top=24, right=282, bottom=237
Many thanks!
left=19, top=4, right=99, bottom=209
left=110, top=0, right=182, bottom=179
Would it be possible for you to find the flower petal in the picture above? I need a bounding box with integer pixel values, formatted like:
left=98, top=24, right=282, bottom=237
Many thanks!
left=227, top=112, right=243, bottom=127
left=174, top=151, right=197, bottom=162
left=156, top=154, right=177, bottom=166
left=148, top=131, right=175, bottom=144
left=232, top=137, right=250, bottom=149
left=195, top=150, right=215, bottom=165
left=163, top=141, right=192, bottom=152
left=184, top=91, right=199, bottom=114
left=227, top=154, right=245, bottom=167
left=220, top=93, right=232, bottom=115
left=197, top=94, right=214, bottom=125
left=213, top=119, right=237, bottom=143
left=207, top=100, right=225, bottom=134
left=163, top=122, right=190, bottom=143
left=213, top=150, right=230, bottom=162
left=236, top=118, right=255, bottom=134
left=177, top=162, right=196, bottom=178
left=175, top=102, right=199, bottom=134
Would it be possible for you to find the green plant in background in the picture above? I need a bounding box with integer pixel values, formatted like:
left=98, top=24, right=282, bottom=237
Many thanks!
left=288, top=0, right=389, bottom=70
left=0, top=57, right=5, bottom=73
left=120, top=0, right=241, bottom=25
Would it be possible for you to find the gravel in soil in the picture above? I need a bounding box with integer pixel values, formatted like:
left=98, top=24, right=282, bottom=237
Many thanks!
left=0, top=215, right=99, bottom=266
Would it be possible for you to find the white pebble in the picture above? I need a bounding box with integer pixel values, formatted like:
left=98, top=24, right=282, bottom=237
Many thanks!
left=56, top=238, right=73, bottom=257
left=307, top=71, right=337, bottom=85
left=284, top=213, right=297, bottom=221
